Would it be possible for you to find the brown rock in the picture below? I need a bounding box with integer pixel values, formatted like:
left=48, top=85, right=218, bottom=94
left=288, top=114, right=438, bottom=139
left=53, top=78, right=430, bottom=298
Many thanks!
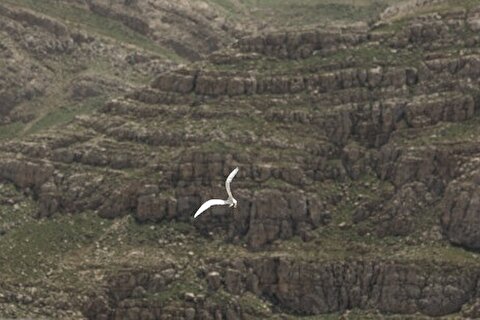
left=0, top=158, right=54, bottom=190
left=136, top=194, right=167, bottom=222
left=224, top=257, right=476, bottom=316
left=152, top=71, right=196, bottom=93
left=195, top=74, right=227, bottom=96
left=38, top=180, right=59, bottom=217
left=442, top=169, right=480, bottom=250
left=375, top=182, right=432, bottom=237
left=185, top=308, right=196, bottom=320
left=98, top=183, right=139, bottom=219
left=224, top=269, right=243, bottom=295
left=206, top=271, right=222, bottom=291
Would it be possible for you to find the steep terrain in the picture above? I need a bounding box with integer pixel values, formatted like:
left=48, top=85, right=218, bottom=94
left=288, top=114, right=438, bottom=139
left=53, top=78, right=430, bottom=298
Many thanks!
left=0, top=0, right=397, bottom=142
left=2, top=0, right=480, bottom=319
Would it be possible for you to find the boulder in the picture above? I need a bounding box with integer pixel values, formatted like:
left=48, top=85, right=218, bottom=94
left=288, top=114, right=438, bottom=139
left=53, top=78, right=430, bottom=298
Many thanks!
left=441, top=169, right=480, bottom=250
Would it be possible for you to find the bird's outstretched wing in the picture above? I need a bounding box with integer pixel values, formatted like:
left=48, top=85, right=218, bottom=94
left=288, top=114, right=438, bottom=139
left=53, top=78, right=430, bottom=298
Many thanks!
left=193, top=199, right=229, bottom=218
left=225, top=167, right=239, bottom=200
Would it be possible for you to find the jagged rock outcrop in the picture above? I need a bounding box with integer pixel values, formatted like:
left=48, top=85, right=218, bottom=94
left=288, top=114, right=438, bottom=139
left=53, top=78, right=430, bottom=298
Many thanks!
left=441, top=168, right=480, bottom=250
left=234, top=29, right=369, bottom=59
left=152, top=66, right=417, bottom=97
left=83, top=265, right=271, bottom=320
left=0, top=158, right=53, bottom=190
left=38, top=179, right=60, bottom=217
left=136, top=190, right=177, bottom=222
left=189, top=188, right=327, bottom=248
left=234, top=190, right=326, bottom=248
left=69, top=75, right=133, bottom=100
left=84, top=257, right=480, bottom=319
left=215, top=257, right=479, bottom=317
left=77, top=0, right=247, bottom=60
left=374, top=182, right=435, bottom=236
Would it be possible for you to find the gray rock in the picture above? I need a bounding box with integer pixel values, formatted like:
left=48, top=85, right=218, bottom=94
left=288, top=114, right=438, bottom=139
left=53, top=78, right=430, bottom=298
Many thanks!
left=185, top=307, right=196, bottom=320
left=207, top=271, right=222, bottom=291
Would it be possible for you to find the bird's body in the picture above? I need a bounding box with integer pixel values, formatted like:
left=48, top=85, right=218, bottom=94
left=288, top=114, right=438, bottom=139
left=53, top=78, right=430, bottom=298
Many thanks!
left=193, top=167, right=239, bottom=218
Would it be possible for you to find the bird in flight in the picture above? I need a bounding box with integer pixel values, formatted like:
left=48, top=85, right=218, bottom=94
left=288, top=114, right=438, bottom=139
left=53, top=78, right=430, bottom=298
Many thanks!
left=193, top=167, right=239, bottom=219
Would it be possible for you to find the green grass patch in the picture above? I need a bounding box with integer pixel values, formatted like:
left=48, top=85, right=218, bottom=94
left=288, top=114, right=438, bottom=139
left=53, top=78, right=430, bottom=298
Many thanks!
left=123, top=218, right=195, bottom=245
left=153, top=278, right=204, bottom=303
left=241, top=0, right=398, bottom=27
left=199, top=140, right=232, bottom=153
left=204, top=0, right=401, bottom=28
left=0, top=122, right=25, bottom=140
left=392, top=115, right=480, bottom=147
left=263, top=177, right=295, bottom=190
left=239, top=292, right=273, bottom=317
left=206, top=0, right=240, bottom=15
left=436, top=117, right=480, bottom=141
left=0, top=208, right=111, bottom=282
left=26, top=96, right=106, bottom=135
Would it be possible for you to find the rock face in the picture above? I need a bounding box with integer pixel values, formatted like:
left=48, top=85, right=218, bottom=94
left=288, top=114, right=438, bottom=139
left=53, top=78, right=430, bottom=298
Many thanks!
left=152, top=66, right=416, bottom=97
left=85, top=257, right=480, bottom=319
left=442, top=168, right=480, bottom=250
left=3, top=1, right=480, bottom=319
left=76, top=0, right=246, bottom=60
left=0, top=0, right=254, bottom=125
left=0, top=158, right=53, bottom=190
left=83, top=265, right=266, bottom=320
left=219, top=257, right=477, bottom=317
left=353, top=182, right=435, bottom=237
left=234, top=29, right=369, bottom=59
left=239, top=190, right=325, bottom=248
left=2, top=1, right=480, bottom=251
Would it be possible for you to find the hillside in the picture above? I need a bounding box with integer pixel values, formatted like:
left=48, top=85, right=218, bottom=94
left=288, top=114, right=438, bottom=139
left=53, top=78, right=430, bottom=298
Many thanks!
left=2, top=0, right=480, bottom=319
left=0, top=0, right=400, bottom=141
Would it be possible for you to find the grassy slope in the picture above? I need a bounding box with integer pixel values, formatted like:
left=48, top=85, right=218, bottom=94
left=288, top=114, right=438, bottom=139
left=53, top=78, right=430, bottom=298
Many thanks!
left=0, top=0, right=182, bottom=142
left=208, top=0, right=401, bottom=28
left=0, top=0, right=403, bottom=140
left=2, top=0, right=176, bottom=58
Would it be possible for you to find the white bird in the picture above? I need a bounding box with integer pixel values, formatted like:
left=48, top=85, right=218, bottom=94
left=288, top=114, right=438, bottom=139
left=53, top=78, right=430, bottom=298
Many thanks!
left=193, top=167, right=239, bottom=219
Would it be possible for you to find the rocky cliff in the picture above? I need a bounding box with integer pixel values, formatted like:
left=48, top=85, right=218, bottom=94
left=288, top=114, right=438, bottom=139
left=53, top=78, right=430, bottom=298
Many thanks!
left=2, top=0, right=480, bottom=319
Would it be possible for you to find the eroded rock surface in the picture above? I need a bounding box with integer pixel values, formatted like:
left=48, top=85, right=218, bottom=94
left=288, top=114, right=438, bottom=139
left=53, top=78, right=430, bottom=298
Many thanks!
left=2, top=1, right=480, bottom=319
